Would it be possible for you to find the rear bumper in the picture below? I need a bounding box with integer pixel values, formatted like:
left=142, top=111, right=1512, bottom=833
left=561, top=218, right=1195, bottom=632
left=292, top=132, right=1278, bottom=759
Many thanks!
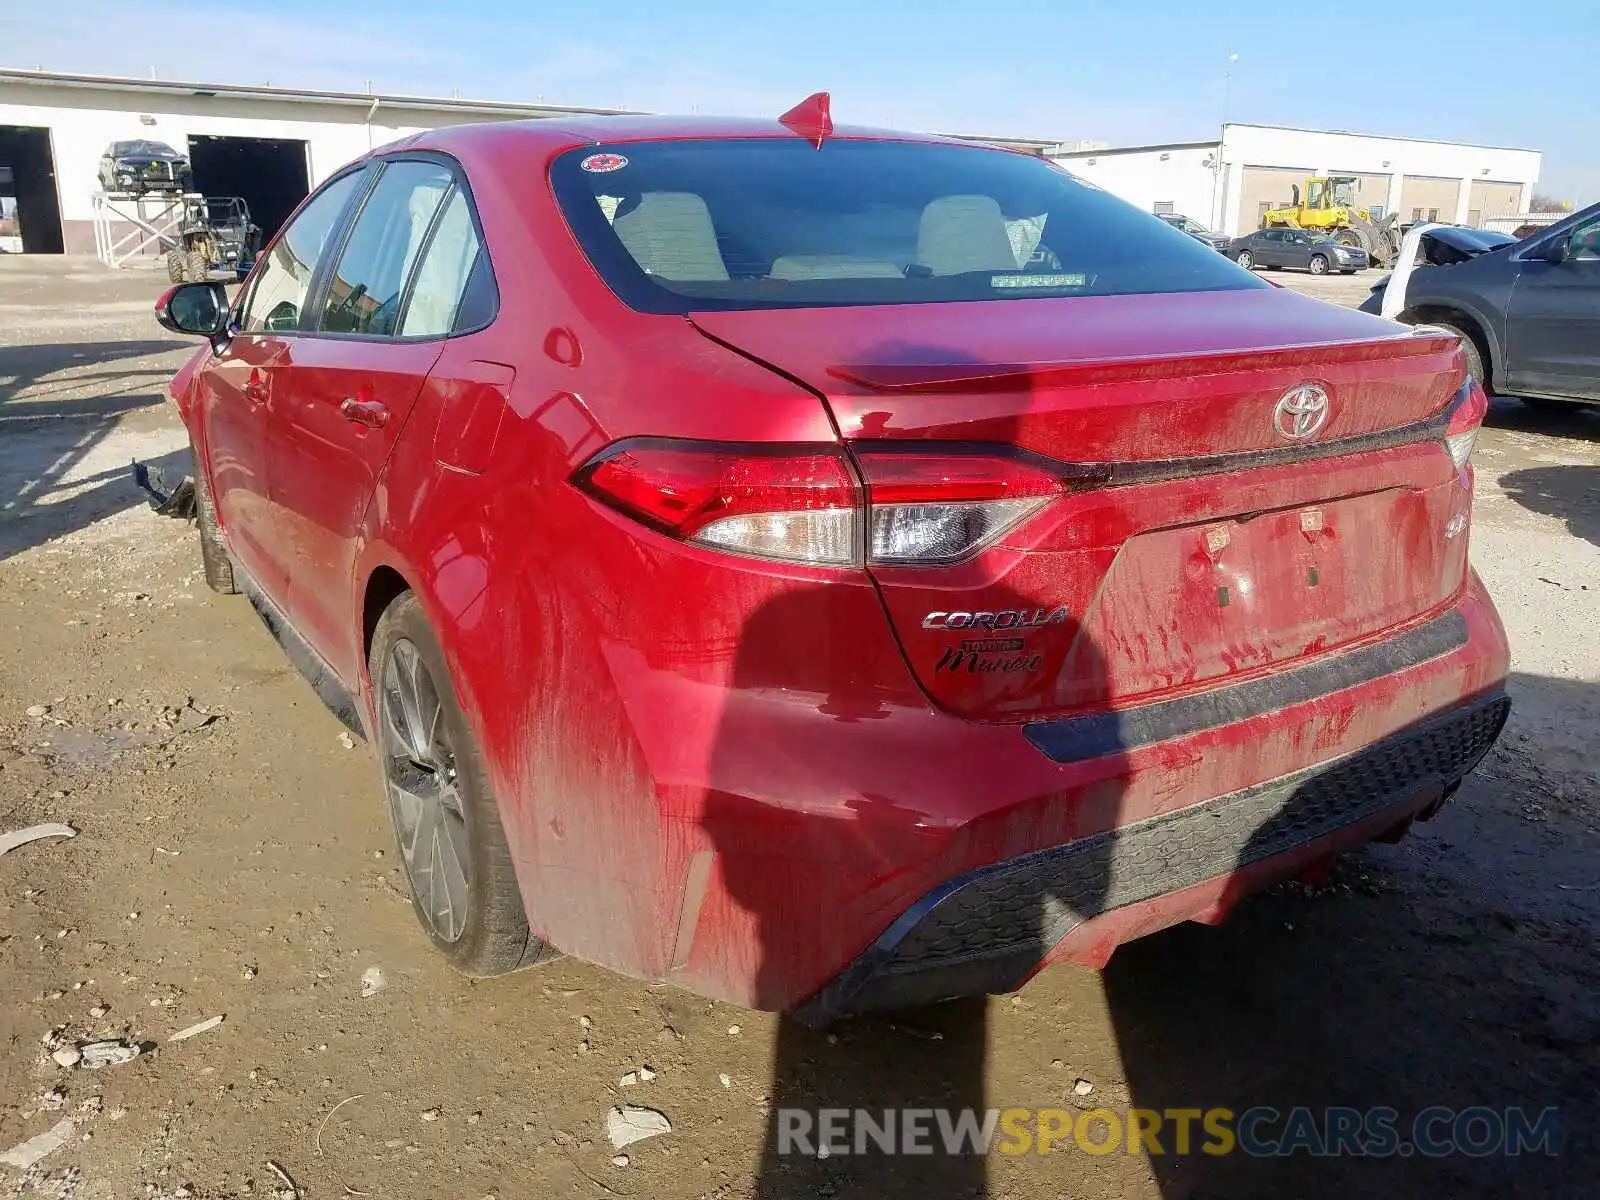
left=524, top=555, right=1509, bottom=1013
left=795, top=689, right=1507, bottom=1022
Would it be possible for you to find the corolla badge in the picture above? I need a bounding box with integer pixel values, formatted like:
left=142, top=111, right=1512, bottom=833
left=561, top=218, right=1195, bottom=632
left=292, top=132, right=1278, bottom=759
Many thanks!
left=1274, top=383, right=1330, bottom=439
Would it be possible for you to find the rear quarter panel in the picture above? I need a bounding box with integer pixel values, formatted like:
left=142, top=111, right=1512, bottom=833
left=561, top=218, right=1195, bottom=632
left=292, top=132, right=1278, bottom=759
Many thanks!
left=352, top=133, right=849, bottom=981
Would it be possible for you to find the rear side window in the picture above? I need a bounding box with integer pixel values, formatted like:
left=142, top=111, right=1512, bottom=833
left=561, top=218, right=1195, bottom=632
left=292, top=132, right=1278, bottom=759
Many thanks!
left=241, top=169, right=366, bottom=334
left=321, top=161, right=453, bottom=336
left=398, top=187, right=492, bottom=337
left=552, top=139, right=1261, bottom=313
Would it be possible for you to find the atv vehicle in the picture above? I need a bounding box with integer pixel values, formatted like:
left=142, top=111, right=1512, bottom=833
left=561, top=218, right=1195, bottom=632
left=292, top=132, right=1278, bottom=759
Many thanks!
left=165, top=197, right=260, bottom=284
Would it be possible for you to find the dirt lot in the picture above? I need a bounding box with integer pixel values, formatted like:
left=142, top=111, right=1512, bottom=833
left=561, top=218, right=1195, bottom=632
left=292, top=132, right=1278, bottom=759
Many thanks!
left=1, top=256, right=1597, bottom=1200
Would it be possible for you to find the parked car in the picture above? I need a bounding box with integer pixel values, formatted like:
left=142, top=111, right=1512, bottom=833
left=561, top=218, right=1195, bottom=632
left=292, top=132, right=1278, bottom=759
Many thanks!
left=1228, top=228, right=1367, bottom=274
left=1359, top=204, right=1600, bottom=409
left=1155, top=212, right=1230, bottom=252
left=98, top=139, right=191, bottom=196
left=154, top=107, right=1508, bottom=1017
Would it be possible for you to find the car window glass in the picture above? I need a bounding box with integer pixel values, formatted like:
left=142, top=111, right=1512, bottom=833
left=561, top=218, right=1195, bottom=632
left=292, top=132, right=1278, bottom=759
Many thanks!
left=551, top=139, right=1262, bottom=313
left=398, top=187, right=487, bottom=337
left=240, top=170, right=365, bottom=334
left=322, top=161, right=453, bottom=337
left=1568, top=215, right=1600, bottom=262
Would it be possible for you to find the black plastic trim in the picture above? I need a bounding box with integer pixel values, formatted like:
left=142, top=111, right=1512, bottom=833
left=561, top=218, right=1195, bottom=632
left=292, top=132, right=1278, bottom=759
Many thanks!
left=1024, top=610, right=1468, bottom=763
left=235, top=566, right=365, bottom=738
left=795, top=690, right=1509, bottom=1024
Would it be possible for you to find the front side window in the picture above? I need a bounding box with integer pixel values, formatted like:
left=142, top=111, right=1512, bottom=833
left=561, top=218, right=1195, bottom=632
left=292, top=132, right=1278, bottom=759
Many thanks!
left=552, top=139, right=1261, bottom=314
left=240, top=169, right=366, bottom=334
left=1566, top=214, right=1600, bottom=261
left=321, top=161, right=454, bottom=336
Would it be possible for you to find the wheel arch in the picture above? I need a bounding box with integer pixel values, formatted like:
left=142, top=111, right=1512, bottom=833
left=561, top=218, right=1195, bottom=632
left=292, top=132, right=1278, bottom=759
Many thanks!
left=1402, top=303, right=1498, bottom=388
left=361, top=562, right=415, bottom=674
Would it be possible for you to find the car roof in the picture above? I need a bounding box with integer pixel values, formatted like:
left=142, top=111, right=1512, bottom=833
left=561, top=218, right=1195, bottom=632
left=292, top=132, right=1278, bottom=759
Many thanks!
left=386, top=114, right=1018, bottom=163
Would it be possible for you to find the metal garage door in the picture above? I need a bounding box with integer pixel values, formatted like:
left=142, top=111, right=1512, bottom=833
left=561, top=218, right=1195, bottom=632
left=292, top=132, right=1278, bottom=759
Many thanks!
left=1467, top=180, right=1522, bottom=227
left=1236, top=166, right=1313, bottom=235
left=1400, top=176, right=1461, bottom=224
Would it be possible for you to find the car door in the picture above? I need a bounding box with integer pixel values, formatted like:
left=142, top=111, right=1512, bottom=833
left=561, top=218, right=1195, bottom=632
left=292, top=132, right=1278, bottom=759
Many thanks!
left=1505, top=212, right=1600, bottom=400
left=265, top=157, right=470, bottom=681
left=1256, top=230, right=1286, bottom=266
left=1285, top=232, right=1313, bottom=269
left=190, top=167, right=369, bottom=606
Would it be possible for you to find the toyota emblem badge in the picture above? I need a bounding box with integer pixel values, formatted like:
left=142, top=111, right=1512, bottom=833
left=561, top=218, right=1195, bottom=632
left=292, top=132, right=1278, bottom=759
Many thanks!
left=1274, top=383, right=1330, bottom=439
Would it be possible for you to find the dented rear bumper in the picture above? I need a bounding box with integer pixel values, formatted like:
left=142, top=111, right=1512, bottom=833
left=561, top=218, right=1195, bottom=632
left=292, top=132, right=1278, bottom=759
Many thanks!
left=795, top=688, right=1508, bottom=1022
left=662, top=573, right=1509, bottom=1013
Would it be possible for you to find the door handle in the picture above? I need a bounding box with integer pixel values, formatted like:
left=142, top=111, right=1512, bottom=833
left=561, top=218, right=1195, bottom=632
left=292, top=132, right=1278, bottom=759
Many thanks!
left=340, top=397, right=390, bottom=429
left=244, top=378, right=268, bottom=406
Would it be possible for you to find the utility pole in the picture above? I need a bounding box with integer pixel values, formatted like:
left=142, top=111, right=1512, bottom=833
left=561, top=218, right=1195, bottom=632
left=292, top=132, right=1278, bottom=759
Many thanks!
left=1213, top=51, right=1239, bottom=233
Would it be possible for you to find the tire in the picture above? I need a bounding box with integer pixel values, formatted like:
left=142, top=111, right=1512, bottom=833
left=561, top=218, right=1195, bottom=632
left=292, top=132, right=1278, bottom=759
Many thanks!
left=190, top=441, right=237, bottom=595
left=369, top=592, right=553, bottom=975
left=1433, top=320, right=1486, bottom=393
left=166, top=250, right=186, bottom=284
left=1235, top=250, right=1253, bottom=269
left=184, top=250, right=209, bottom=283
left=1308, top=254, right=1329, bottom=275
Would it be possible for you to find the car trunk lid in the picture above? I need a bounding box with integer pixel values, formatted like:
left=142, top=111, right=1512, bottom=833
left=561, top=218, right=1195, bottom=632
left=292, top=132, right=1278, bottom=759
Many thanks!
left=692, top=287, right=1473, bottom=720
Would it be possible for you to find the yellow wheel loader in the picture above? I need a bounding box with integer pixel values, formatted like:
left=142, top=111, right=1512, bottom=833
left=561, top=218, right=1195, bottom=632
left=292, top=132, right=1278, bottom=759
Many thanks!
left=1260, top=175, right=1402, bottom=267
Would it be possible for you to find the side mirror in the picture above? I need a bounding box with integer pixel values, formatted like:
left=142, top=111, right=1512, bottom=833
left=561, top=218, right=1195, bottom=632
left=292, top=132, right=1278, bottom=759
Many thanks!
left=155, top=282, right=229, bottom=340
left=1539, top=237, right=1568, bottom=264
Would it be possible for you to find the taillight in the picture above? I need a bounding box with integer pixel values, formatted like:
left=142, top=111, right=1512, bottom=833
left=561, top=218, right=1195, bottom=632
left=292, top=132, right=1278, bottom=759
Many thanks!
left=854, top=449, right=1061, bottom=564
left=575, top=440, right=859, bottom=565
left=575, top=440, right=1063, bottom=567
left=1444, top=379, right=1488, bottom=470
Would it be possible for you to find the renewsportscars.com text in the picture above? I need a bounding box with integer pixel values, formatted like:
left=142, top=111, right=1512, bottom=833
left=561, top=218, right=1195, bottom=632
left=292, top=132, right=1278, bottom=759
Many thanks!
left=777, top=1106, right=1561, bottom=1159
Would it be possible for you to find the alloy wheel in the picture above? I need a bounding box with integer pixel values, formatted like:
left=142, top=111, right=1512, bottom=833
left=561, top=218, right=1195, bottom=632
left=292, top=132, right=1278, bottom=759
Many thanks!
left=379, top=638, right=471, bottom=943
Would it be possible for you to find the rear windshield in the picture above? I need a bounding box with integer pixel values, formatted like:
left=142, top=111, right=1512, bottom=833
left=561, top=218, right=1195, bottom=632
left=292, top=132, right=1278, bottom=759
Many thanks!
left=551, top=139, right=1262, bottom=313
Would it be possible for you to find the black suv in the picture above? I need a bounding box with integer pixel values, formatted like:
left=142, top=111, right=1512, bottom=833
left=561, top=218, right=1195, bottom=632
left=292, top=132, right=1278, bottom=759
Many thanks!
left=98, top=140, right=191, bottom=196
left=1360, top=202, right=1600, bottom=409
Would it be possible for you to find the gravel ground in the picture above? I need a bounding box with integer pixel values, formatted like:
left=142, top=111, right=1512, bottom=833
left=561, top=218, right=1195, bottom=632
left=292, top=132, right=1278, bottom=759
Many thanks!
left=1, top=256, right=1596, bottom=1200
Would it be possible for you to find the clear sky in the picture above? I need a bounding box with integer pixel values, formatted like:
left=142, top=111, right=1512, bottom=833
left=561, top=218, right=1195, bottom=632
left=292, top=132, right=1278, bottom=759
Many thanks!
left=3, top=0, right=1595, bottom=203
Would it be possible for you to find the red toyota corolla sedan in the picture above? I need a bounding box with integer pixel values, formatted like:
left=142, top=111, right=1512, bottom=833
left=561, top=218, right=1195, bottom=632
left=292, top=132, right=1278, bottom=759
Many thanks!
left=155, top=102, right=1509, bottom=1020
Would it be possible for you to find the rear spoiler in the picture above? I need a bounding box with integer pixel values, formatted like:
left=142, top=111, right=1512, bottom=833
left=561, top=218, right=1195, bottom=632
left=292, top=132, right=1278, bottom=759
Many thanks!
left=826, top=332, right=1462, bottom=394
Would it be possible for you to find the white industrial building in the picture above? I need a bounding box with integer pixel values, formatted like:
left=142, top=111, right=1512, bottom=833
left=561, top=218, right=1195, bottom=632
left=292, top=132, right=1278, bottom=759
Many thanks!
left=1056, top=123, right=1543, bottom=236
left=0, top=67, right=1544, bottom=260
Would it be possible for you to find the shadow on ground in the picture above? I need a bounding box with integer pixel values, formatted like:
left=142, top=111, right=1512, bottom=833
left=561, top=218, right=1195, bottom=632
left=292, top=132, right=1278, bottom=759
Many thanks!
left=0, top=339, right=189, bottom=559
left=1485, top=396, right=1600, bottom=444
left=1497, top=464, right=1600, bottom=548
left=725, top=671, right=1597, bottom=1198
